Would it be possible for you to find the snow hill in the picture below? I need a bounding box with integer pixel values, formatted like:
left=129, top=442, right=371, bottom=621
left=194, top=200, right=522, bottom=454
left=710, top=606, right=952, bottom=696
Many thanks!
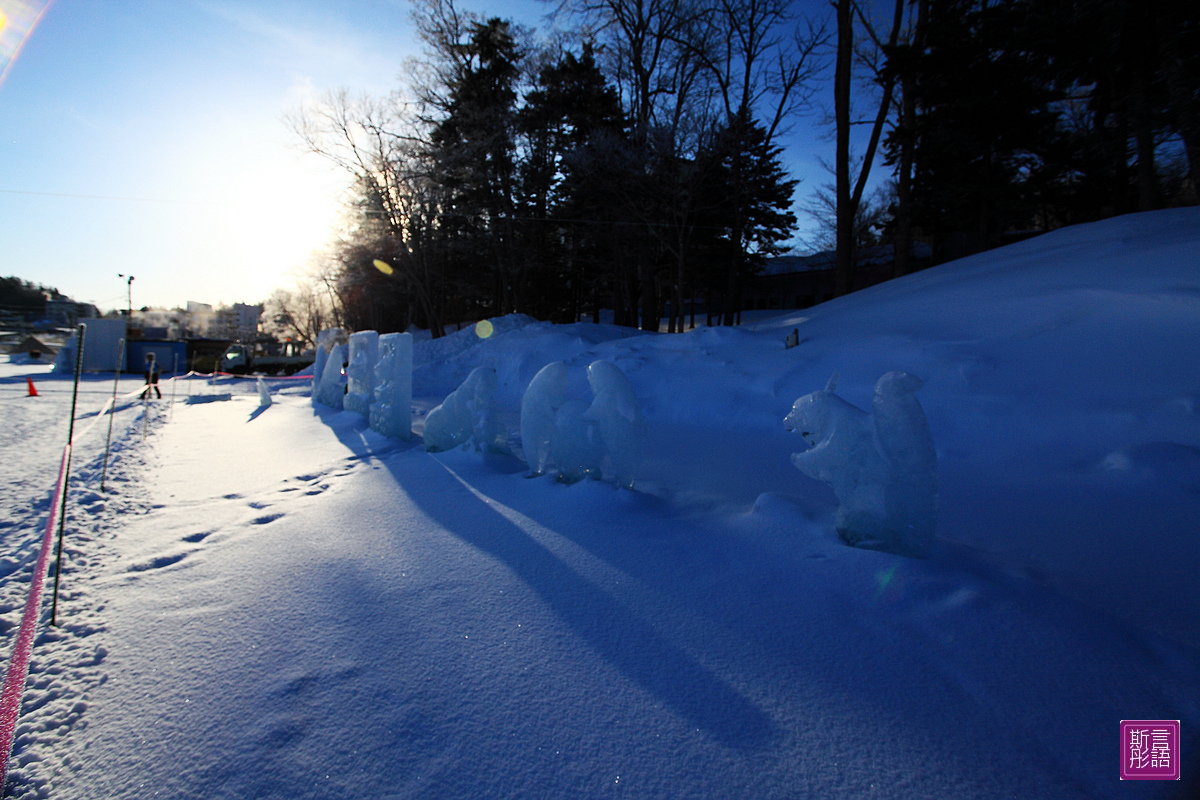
left=0, top=208, right=1197, bottom=798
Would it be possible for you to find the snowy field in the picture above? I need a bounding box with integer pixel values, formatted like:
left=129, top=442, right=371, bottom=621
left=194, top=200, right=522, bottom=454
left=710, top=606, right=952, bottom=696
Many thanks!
left=1, top=208, right=1198, bottom=798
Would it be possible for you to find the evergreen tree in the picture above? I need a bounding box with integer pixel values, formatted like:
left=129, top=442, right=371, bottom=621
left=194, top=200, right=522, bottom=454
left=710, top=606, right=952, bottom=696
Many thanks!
left=517, top=43, right=625, bottom=321
left=430, top=17, right=524, bottom=316
left=701, top=107, right=797, bottom=322
left=885, top=0, right=1061, bottom=260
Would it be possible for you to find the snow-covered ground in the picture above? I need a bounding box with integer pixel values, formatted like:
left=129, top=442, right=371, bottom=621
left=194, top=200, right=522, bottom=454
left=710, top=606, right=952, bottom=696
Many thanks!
left=1, top=208, right=1198, bottom=798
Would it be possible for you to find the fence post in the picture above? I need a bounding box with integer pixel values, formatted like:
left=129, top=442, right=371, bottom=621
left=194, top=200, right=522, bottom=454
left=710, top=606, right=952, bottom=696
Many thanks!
left=50, top=322, right=85, bottom=627
left=100, top=337, right=125, bottom=492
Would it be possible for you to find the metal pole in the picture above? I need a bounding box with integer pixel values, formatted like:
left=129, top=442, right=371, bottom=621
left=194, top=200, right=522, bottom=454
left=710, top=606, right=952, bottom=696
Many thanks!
left=100, top=337, right=125, bottom=492
left=51, top=323, right=85, bottom=626
left=171, top=352, right=178, bottom=418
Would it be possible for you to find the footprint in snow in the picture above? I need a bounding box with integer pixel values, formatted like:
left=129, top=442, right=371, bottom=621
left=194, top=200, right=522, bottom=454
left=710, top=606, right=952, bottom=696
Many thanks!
left=252, top=513, right=285, bottom=525
left=127, top=552, right=187, bottom=572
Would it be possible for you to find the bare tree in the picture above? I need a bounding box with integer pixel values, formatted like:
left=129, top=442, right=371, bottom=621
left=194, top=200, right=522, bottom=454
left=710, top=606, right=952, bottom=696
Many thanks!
left=689, top=0, right=826, bottom=324
left=691, top=0, right=826, bottom=140
left=288, top=89, right=447, bottom=337
left=834, top=0, right=904, bottom=296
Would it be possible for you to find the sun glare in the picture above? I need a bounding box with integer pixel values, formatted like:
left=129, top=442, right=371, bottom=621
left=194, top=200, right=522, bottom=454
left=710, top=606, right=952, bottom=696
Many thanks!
left=203, top=150, right=345, bottom=297
left=0, top=1, right=54, bottom=89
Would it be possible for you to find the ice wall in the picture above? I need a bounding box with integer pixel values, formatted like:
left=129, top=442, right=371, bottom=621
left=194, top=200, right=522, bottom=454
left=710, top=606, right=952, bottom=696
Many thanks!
left=344, top=331, right=379, bottom=417
left=784, top=372, right=937, bottom=557
left=369, top=332, right=413, bottom=440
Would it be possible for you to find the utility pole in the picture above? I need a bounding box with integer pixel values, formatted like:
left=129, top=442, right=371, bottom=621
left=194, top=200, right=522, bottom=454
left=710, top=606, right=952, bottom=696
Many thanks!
left=118, top=273, right=134, bottom=321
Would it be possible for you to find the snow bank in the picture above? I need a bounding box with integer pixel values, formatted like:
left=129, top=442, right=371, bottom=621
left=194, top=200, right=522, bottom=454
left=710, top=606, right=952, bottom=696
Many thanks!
left=6, top=210, right=1196, bottom=799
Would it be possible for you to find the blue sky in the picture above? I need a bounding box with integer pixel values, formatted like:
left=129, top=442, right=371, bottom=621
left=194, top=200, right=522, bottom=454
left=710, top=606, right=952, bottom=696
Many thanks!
left=0, top=0, right=858, bottom=313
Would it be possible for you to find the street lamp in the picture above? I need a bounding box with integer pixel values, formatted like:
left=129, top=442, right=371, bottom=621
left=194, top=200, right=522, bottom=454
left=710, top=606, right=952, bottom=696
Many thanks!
left=117, top=274, right=134, bottom=321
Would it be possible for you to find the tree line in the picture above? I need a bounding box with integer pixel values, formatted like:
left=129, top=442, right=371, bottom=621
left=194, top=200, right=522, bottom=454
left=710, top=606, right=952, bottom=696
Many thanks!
left=0, top=277, right=67, bottom=323
left=281, top=0, right=1197, bottom=342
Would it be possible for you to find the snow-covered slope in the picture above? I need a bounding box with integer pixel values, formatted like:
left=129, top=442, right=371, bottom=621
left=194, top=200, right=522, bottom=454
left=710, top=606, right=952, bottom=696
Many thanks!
left=1, top=209, right=1197, bottom=798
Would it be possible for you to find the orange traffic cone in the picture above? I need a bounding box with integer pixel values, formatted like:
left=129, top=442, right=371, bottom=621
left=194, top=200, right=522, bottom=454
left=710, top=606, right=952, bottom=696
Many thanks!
left=26, top=377, right=38, bottom=397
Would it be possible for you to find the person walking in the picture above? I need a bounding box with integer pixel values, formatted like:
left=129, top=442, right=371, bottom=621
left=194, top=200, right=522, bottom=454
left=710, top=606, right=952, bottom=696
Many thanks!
left=143, top=353, right=162, bottom=399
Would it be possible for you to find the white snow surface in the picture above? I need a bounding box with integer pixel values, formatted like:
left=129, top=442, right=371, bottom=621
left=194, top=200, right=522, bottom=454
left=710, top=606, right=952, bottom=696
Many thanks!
left=0, top=209, right=1198, bottom=798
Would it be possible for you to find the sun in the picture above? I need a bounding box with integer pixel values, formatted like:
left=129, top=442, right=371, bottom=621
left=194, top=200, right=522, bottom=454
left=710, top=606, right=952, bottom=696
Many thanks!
left=205, top=150, right=346, bottom=296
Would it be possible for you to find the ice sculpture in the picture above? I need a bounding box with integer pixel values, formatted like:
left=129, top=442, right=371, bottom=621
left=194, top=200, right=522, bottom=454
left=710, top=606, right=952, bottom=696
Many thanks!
left=582, top=360, right=645, bottom=489
left=52, top=333, right=77, bottom=373
left=343, top=330, right=379, bottom=418
left=311, top=329, right=343, bottom=408
left=520, top=361, right=568, bottom=475
left=314, top=343, right=347, bottom=409
left=257, top=376, right=272, bottom=407
left=785, top=372, right=937, bottom=557
left=424, top=366, right=506, bottom=453
left=311, top=343, right=327, bottom=397
left=369, top=332, right=413, bottom=439
left=551, top=398, right=603, bottom=484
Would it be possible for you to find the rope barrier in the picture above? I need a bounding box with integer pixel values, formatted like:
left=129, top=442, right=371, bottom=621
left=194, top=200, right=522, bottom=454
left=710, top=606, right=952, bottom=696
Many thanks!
left=0, top=357, right=164, bottom=789
left=0, top=457, right=80, bottom=788
left=0, top=360, right=319, bottom=788
left=0, top=446, right=70, bottom=791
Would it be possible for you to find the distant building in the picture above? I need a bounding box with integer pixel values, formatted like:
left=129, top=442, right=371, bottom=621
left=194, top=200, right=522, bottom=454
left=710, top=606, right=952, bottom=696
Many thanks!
left=12, top=335, right=56, bottom=358
left=128, top=301, right=262, bottom=341
left=745, top=243, right=933, bottom=311
left=42, top=299, right=98, bottom=328
left=212, top=303, right=262, bottom=342
left=185, top=302, right=214, bottom=338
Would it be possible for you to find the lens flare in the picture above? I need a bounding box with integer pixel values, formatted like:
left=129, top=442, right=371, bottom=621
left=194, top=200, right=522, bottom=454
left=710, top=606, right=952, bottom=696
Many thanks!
left=877, top=565, right=896, bottom=591
left=0, top=1, right=53, bottom=90
left=475, top=319, right=494, bottom=339
left=372, top=259, right=394, bottom=276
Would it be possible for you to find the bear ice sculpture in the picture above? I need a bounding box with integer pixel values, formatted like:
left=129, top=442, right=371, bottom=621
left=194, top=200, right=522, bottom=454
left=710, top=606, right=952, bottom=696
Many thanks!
left=785, top=372, right=937, bottom=557
left=518, top=359, right=643, bottom=487
left=583, top=360, right=646, bottom=489
left=425, top=366, right=507, bottom=453
left=520, top=361, right=568, bottom=475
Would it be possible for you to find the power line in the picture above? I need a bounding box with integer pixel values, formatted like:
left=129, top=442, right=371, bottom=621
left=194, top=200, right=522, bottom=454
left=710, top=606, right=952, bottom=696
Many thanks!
left=0, top=188, right=224, bottom=206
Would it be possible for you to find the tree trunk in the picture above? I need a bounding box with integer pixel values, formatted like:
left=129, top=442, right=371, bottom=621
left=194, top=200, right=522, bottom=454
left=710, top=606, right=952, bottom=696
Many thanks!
left=1133, top=65, right=1159, bottom=211
left=723, top=249, right=740, bottom=326
left=1160, top=25, right=1199, bottom=191
left=834, top=0, right=854, bottom=297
